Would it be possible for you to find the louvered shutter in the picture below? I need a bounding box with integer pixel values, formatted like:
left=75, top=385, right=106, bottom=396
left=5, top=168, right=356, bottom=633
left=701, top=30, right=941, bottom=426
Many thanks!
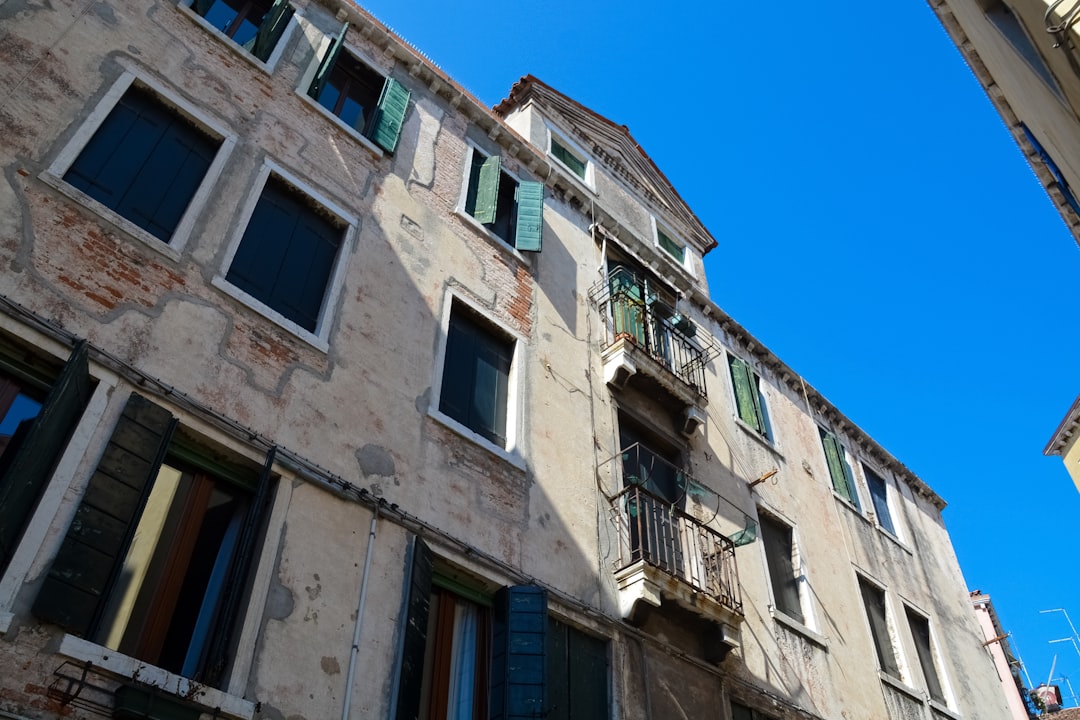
left=0, top=341, right=91, bottom=574
left=32, top=393, right=176, bottom=635
left=472, top=155, right=501, bottom=224
left=821, top=431, right=855, bottom=503
left=371, top=78, right=411, bottom=153
left=729, top=357, right=761, bottom=433
left=201, top=447, right=276, bottom=685
left=251, top=0, right=294, bottom=62
left=490, top=585, right=546, bottom=720
left=308, top=22, right=348, bottom=100
left=394, top=536, right=434, bottom=720
left=513, top=181, right=543, bottom=252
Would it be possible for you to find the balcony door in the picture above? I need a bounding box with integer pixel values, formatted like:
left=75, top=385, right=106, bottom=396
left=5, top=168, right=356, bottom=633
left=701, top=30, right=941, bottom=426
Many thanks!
left=619, top=419, right=684, bottom=576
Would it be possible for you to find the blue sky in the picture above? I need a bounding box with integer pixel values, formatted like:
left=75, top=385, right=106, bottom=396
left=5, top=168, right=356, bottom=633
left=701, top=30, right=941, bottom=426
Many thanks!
left=357, top=0, right=1080, bottom=700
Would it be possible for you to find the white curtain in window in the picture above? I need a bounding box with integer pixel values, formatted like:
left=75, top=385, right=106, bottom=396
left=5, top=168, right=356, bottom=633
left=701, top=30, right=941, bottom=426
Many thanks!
left=447, top=602, right=478, bottom=719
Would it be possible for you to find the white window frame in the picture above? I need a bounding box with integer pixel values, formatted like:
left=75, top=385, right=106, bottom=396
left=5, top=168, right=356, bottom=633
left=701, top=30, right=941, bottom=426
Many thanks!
left=651, top=216, right=691, bottom=273
left=177, top=0, right=300, bottom=74
left=757, top=506, right=821, bottom=642
left=294, top=17, right=387, bottom=157
left=545, top=124, right=594, bottom=190
left=211, top=159, right=357, bottom=352
left=428, top=291, right=526, bottom=470
left=856, top=573, right=907, bottom=683
left=862, top=462, right=906, bottom=543
left=41, top=70, right=237, bottom=262
left=902, top=602, right=954, bottom=710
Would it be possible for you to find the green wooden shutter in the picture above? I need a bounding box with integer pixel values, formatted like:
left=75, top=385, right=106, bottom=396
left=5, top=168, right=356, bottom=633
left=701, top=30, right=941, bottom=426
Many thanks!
left=250, top=0, right=294, bottom=62
left=32, top=393, right=176, bottom=636
left=0, top=341, right=91, bottom=574
left=394, top=536, right=433, bottom=720
left=821, top=431, right=854, bottom=502
left=472, top=155, right=501, bottom=224
left=490, top=585, right=547, bottom=720
left=371, top=78, right=411, bottom=153
left=729, top=357, right=762, bottom=433
left=307, top=22, right=348, bottom=100
left=513, top=181, right=543, bottom=252
left=201, top=446, right=276, bottom=686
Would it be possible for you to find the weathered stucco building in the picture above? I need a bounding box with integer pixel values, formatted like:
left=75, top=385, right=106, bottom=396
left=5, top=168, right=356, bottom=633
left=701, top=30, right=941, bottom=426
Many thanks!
left=0, top=1, right=1013, bottom=719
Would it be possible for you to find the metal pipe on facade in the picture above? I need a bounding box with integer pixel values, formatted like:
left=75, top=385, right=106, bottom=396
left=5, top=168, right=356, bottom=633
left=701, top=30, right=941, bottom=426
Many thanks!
left=342, top=502, right=380, bottom=720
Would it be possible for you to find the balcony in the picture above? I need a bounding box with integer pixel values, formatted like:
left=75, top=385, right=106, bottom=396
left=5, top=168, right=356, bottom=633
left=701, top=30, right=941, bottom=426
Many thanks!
left=606, top=443, right=744, bottom=653
left=589, top=268, right=720, bottom=429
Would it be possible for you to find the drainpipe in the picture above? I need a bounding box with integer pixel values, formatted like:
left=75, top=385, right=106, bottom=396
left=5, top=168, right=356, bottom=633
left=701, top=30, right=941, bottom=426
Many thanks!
left=342, top=502, right=379, bottom=720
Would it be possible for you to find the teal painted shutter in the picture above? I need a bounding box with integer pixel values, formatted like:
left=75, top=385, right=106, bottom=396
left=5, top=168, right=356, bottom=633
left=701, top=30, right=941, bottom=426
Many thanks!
left=307, top=22, right=348, bottom=100
left=202, top=446, right=276, bottom=686
left=473, top=155, right=501, bottom=224
left=729, top=357, right=762, bottom=433
left=395, top=536, right=433, bottom=720
left=32, top=393, right=176, bottom=636
left=513, top=181, right=543, bottom=252
left=371, top=78, right=411, bottom=153
left=251, top=0, right=294, bottom=62
left=0, top=341, right=91, bottom=574
left=490, top=586, right=547, bottom=720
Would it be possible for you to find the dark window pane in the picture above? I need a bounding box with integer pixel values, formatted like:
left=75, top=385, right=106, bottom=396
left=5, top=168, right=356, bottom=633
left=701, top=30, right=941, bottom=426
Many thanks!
left=907, top=608, right=946, bottom=703
left=860, top=579, right=899, bottom=678
left=64, top=88, right=218, bottom=242
left=439, top=306, right=513, bottom=447
left=760, top=514, right=802, bottom=623
left=225, top=177, right=343, bottom=332
left=866, top=468, right=896, bottom=535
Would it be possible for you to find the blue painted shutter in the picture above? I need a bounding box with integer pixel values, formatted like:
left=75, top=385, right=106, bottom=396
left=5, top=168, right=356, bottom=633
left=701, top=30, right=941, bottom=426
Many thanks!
left=32, top=393, right=176, bottom=635
left=251, top=0, right=293, bottom=62
left=490, top=586, right=547, bottom=720
left=472, top=155, right=501, bottom=225
left=513, top=181, right=543, bottom=252
left=395, top=536, right=433, bottom=720
left=201, top=446, right=276, bottom=686
left=308, top=22, right=348, bottom=100
left=371, top=78, right=411, bottom=153
left=0, top=341, right=91, bottom=574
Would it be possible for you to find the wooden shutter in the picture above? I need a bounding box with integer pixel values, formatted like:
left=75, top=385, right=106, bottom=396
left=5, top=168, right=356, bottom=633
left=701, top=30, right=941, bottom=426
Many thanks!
left=33, top=393, right=175, bottom=636
left=394, top=536, right=434, bottom=720
left=0, top=341, right=91, bottom=574
left=547, top=618, right=607, bottom=720
left=201, top=447, right=276, bottom=686
left=821, top=431, right=856, bottom=504
left=308, top=22, right=348, bottom=100
left=513, top=181, right=543, bottom=252
left=371, top=78, right=411, bottom=153
left=860, top=580, right=899, bottom=677
left=251, top=0, right=294, bottom=62
left=760, top=516, right=803, bottom=624
left=729, top=357, right=762, bottom=433
left=472, top=155, right=502, bottom=225
left=490, top=586, right=547, bottom=720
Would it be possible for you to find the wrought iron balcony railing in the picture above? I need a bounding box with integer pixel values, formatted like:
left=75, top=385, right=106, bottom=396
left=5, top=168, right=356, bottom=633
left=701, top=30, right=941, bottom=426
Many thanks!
left=589, top=267, right=718, bottom=398
left=607, top=443, right=742, bottom=615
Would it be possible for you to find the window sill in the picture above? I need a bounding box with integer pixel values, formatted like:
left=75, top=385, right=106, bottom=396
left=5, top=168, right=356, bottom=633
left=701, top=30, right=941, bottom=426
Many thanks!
left=879, top=670, right=924, bottom=702
left=296, top=91, right=385, bottom=159
left=875, top=524, right=913, bottom=555
left=427, top=408, right=526, bottom=472
left=734, top=417, right=782, bottom=457
left=176, top=1, right=295, bottom=75
left=453, top=209, right=534, bottom=265
left=39, top=172, right=183, bottom=263
left=832, top=492, right=865, bottom=518
left=929, top=699, right=959, bottom=718
left=211, top=275, right=330, bottom=353
left=0, top=610, right=12, bottom=635
left=58, top=635, right=256, bottom=720
left=771, top=609, right=827, bottom=649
